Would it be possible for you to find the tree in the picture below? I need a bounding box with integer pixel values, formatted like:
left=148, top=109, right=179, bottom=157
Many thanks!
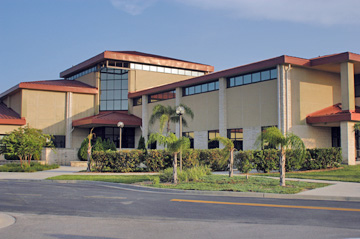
left=0, top=125, right=53, bottom=168
left=149, top=104, right=194, bottom=134
left=211, top=136, right=236, bottom=177
left=148, top=132, right=190, bottom=184
left=86, top=128, right=95, bottom=172
left=255, top=127, right=305, bottom=186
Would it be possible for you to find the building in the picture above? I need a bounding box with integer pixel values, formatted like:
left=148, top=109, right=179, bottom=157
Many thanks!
left=0, top=51, right=359, bottom=165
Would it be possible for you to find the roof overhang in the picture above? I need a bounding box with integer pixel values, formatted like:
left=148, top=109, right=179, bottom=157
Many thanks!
left=306, top=103, right=360, bottom=124
left=0, top=117, right=26, bottom=126
left=73, top=111, right=142, bottom=128
left=60, top=51, right=214, bottom=78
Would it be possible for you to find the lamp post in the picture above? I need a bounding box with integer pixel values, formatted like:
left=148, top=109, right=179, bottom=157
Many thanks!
left=117, top=121, right=124, bottom=151
left=176, top=106, right=185, bottom=171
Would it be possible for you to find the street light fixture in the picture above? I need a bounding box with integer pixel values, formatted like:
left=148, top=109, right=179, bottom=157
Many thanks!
left=176, top=106, right=185, bottom=171
left=117, top=121, right=124, bottom=151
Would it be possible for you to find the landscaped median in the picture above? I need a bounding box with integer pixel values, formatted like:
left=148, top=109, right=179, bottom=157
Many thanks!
left=258, top=165, right=360, bottom=183
left=46, top=173, right=329, bottom=194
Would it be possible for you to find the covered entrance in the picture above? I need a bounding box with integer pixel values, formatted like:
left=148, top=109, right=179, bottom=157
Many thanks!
left=72, top=111, right=142, bottom=149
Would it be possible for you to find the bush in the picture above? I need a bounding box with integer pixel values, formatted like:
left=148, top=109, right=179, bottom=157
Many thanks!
left=137, top=136, right=146, bottom=150
left=0, top=162, right=59, bottom=172
left=159, top=165, right=211, bottom=183
left=235, top=151, right=254, bottom=174
left=78, top=138, right=89, bottom=161
left=304, top=148, right=342, bottom=170
left=253, top=149, right=279, bottom=173
left=198, top=149, right=228, bottom=171
left=144, top=150, right=172, bottom=172
left=181, top=149, right=200, bottom=168
left=92, top=150, right=144, bottom=172
left=285, top=149, right=305, bottom=172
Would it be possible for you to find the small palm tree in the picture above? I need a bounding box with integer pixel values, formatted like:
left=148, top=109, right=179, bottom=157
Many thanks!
left=148, top=132, right=190, bottom=184
left=211, top=136, right=236, bottom=177
left=255, top=127, right=305, bottom=186
left=149, top=104, right=194, bottom=134
left=87, top=128, right=95, bottom=172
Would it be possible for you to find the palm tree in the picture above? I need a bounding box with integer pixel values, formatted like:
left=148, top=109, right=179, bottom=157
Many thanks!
left=148, top=132, right=190, bottom=184
left=149, top=104, right=194, bottom=134
left=212, top=136, right=236, bottom=177
left=87, top=128, right=95, bottom=172
left=255, top=127, right=305, bottom=186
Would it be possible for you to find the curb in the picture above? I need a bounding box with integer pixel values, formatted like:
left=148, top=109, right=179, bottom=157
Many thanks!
left=0, top=213, right=16, bottom=229
left=46, top=179, right=360, bottom=202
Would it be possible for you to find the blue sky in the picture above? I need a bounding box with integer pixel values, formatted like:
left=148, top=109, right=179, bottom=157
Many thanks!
left=1, top=0, right=360, bottom=91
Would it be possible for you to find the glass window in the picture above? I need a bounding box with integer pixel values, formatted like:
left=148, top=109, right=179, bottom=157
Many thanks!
left=252, top=72, right=261, bottom=82
left=183, top=132, right=194, bottom=149
left=189, top=87, right=194, bottom=95
left=208, top=130, right=219, bottom=149
left=143, top=65, right=150, bottom=71
left=261, top=70, right=270, bottom=81
left=158, top=67, right=164, bottom=73
left=178, top=69, right=185, bottom=75
left=107, top=80, right=114, bottom=89
left=164, top=68, right=171, bottom=74
left=227, top=129, right=243, bottom=151
left=133, top=97, right=142, bottom=106
left=195, top=85, right=201, bottom=94
left=201, top=84, right=208, bottom=92
left=235, top=76, right=243, bottom=86
left=150, top=66, right=157, bottom=72
left=244, top=74, right=251, bottom=84
left=107, top=101, right=114, bottom=110
left=185, top=70, right=191, bottom=76
left=271, top=68, right=277, bottom=79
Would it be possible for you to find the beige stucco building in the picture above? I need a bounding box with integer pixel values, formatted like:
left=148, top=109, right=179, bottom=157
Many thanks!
left=1, top=51, right=359, bottom=165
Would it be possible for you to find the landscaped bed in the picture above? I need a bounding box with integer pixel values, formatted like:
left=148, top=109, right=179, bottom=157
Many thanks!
left=0, top=162, right=59, bottom=172
left=258, top=165, right=360, bottom=183
left=47, top=174, right=329, bottom=194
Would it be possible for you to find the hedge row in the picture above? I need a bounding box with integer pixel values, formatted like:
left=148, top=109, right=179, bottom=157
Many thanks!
left=91, top=148, right=342, bottom=173
left=235, top=148, right=342, bottom=173
left=91, top=149, right=227, bottom=172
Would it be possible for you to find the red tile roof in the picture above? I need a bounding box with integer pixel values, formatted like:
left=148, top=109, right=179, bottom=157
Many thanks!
left=60, top=51, right=214, bottom=78
left=306, top=103, right=360, bottom=124
left=0, top=103, right=26, bottom=125
left=0, top=80, right=98, bottom=99
left=72, top=111, right=142, bottom=127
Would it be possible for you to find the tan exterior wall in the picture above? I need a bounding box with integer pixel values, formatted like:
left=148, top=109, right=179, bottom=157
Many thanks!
left=181, top=91, right=219, bottom=132
left=75, top=72, right=98, bottom=87
left=3, top=91, right=22, bottom=115
left=72, top=93, right=96, bottom=121
left=291, top=67, right=341, bottom=126
left=227, top=80, right=278, bottom=128
left=132, top=105, right=142, bottom=118
left=22, top=89, right=66, bottom=135
left=291, top=125, right=332, bottom=148
left=147, top=99, right=176, bottom=134
left=72, top=128, right=89, bottom=148
left=129, top=70, right=192, bottom=92
left=0, top=125, right=22, bottom=134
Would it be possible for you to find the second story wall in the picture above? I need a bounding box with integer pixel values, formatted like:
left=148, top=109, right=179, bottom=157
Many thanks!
left=22, top=89, right=66, bottom=135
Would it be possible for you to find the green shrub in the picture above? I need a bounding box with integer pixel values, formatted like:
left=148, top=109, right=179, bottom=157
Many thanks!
left=181, top=149, right=200, bottom=168
left=92, top=150, right=144, bottom=172
left=103, top=138, right=116, bottom=151
left=92, top=137, right=104, bottom=152
left=159, top=165, right=211, bottom=183
left=0, top=162, right=59, bottom=172
left=304, top=148, right=342, bottom=170
left=144, top=150, right=172, bottom=172
left=137, top=136, right=146, bottom=150
left=78, top=138, right=89, bottom=161
left=253, top=149, right=279, bottom=173
left=285, top=149, right=305, bottom=172
left=198, top=149, right=227, bottom=171
left=235, top=151, right=254, bottom=174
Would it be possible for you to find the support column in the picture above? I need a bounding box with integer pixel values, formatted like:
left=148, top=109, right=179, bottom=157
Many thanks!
left=278, top=65, right=291, bottom=135
left=175, top=87, right=182, bottom=138
left=142, top=95, right=149, bottom=141
left=340, top=121, right=356, bottom=165
left=65, top=92, right=73, bottom=148
left=341, top=62, right=355, bottom=112
left=219, top=78, right=227, bottom=148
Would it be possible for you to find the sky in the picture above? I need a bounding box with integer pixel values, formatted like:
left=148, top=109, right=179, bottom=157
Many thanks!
left=1, top=0, right=360, bottom=91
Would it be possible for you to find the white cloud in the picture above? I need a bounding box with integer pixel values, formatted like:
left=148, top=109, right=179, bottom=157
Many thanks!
left=175, top=0, right=360, bottom=25
left=110, top=0, right=158, bottom=15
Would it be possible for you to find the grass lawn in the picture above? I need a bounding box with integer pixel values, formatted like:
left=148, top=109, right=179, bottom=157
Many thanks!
left=259, top=165, right=360, bottom=183
left=0, top=162, right=59, bottom=172
left=47, top=174, right=328, bottom=194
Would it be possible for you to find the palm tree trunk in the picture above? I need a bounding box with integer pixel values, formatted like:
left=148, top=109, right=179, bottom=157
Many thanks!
left=229, top=149, right=234, bottom=177
left=173, top=153, right=178, bottom=184
left=87, top=147, right=91, bottom=172
left=280, top=148, right=286, bottom=186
